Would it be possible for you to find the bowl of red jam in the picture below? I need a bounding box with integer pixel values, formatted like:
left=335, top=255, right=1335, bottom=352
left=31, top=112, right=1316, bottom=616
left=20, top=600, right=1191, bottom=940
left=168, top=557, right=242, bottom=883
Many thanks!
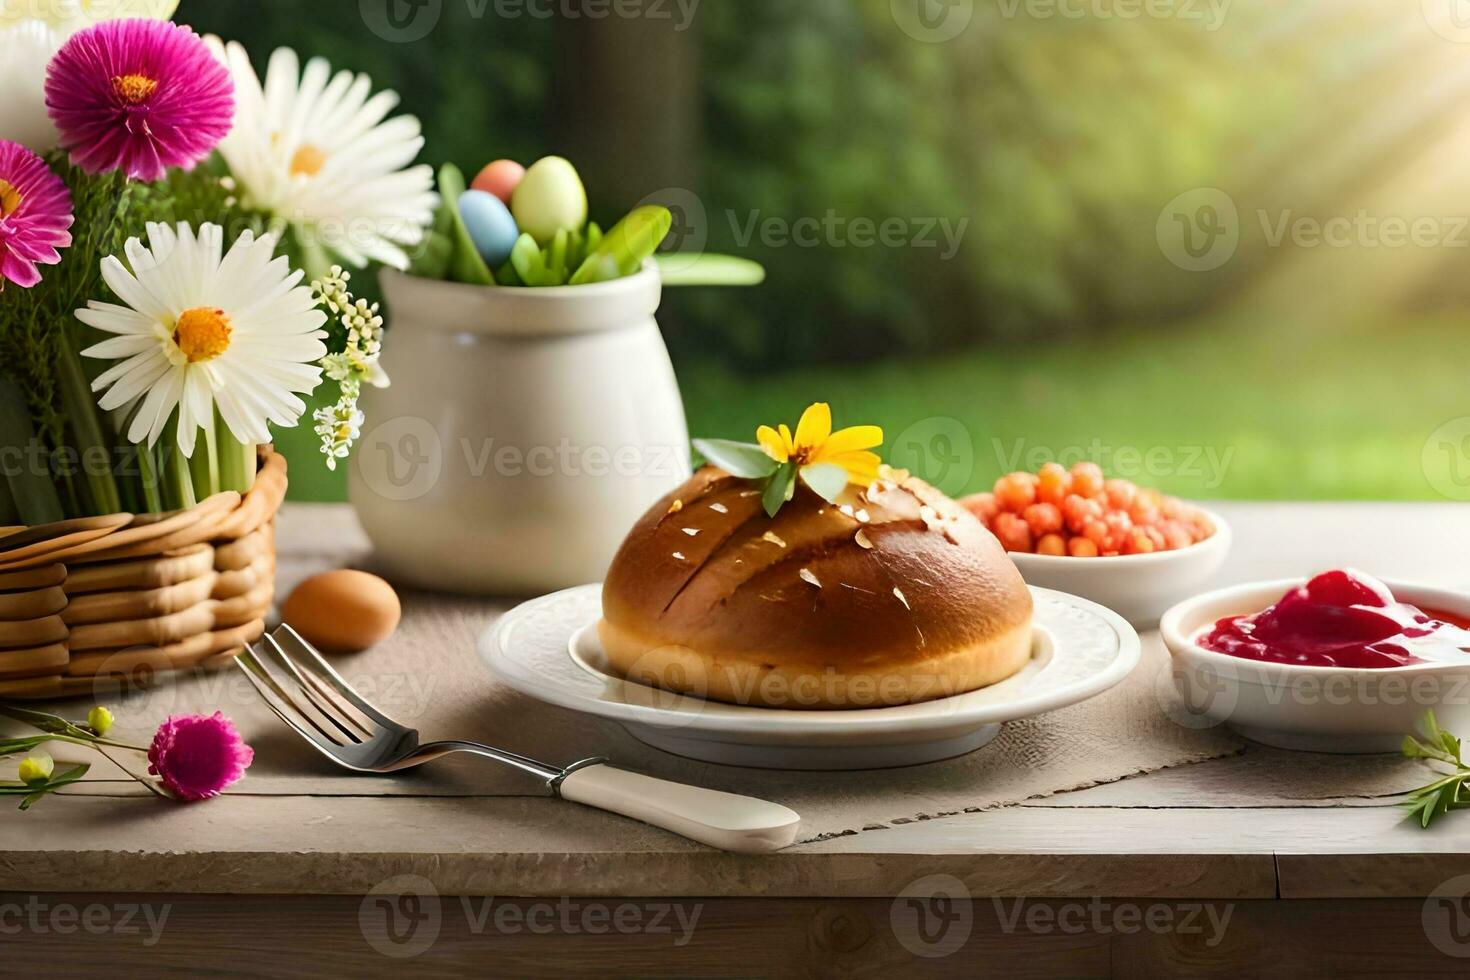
left=1160, top=570, right=1470, bottom=753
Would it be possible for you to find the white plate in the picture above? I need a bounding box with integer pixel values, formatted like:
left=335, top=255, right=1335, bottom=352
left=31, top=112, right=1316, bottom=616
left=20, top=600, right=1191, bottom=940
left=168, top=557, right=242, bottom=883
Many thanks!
left=480, top=585, right=1141, bottom=770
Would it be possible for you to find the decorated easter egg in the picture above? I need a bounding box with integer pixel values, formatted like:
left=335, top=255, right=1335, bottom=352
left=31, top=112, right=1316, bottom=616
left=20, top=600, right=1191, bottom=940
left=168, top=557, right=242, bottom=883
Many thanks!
left=512, top=155, right=588, bottom=245
left=471, top=159, right=525, bottom=204
left=458, top=189, right=520, bottom=266
left=281, top=570, right=401, bottom=654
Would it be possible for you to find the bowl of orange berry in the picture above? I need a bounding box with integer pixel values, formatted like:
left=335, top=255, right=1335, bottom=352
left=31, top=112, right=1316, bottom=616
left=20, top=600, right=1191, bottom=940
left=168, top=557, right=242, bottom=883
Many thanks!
left=961, top=462, right=1230, bottom=627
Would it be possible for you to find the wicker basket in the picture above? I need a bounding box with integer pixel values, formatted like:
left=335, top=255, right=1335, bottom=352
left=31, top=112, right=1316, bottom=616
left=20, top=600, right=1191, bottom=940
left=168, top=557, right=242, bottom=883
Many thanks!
left=0, top=447, right=285, bottom=699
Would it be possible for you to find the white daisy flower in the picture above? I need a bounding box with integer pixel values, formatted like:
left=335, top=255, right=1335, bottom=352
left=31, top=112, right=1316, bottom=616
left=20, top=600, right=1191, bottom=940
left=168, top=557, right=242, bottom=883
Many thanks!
left=205, top=38, right=438, bottom=270
left=1, top=1, right=180, bottom=32
left=1, top=3, right=181, bottom=152
left=78, top=222, right=328, bottom=456
left=0, top=19, right=67, bottom=152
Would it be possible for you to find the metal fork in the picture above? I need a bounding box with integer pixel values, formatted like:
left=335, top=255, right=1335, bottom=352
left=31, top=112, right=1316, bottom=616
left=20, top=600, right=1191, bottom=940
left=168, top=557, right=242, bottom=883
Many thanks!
left=236, top=624, right=801, bottom=853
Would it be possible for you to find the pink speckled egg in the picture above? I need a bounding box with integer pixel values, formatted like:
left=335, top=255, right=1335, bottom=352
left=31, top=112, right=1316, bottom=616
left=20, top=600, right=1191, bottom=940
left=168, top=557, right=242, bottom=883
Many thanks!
left=471, top=159, right=525, bottom=204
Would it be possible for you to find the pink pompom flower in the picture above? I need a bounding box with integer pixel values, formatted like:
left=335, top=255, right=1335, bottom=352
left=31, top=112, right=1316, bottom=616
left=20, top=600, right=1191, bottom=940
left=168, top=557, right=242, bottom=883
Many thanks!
left=0, top=139, right=73, bottom=289
left=44, top=18, right=233, bottom=181
left=147, top=712, right=254, bottom=801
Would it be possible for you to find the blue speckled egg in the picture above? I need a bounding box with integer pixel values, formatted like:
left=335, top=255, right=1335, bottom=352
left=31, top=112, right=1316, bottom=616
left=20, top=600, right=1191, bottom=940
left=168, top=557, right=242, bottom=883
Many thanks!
left=458, top=189, right=519, bottom=267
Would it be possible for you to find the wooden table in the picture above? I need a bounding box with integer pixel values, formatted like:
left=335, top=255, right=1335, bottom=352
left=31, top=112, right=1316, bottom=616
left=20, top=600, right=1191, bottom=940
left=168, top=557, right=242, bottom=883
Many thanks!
left=6, top=502, right=1470, bottom=977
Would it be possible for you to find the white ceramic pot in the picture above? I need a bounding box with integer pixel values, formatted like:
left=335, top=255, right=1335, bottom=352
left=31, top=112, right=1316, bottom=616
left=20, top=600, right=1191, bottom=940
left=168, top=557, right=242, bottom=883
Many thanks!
left=350, top=264, right=690, bottom=595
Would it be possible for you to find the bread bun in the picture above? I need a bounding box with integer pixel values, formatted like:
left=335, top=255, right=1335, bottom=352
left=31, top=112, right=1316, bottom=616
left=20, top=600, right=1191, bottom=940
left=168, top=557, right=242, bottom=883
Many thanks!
left=598, top=467, right=1033, bottom=709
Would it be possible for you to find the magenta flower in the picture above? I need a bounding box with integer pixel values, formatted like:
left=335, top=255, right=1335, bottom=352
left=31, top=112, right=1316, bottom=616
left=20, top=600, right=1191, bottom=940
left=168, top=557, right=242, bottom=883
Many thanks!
left=45, top=19, right=233, bottom=181
left=0, top=139, right=73, bottom=289
left=147, top=712, right=254, bottom=801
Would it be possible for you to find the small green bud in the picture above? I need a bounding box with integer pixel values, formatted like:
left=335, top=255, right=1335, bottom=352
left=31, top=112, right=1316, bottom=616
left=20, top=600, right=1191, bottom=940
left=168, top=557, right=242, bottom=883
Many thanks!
left=88, top=706, right=114, bottom=736
left=18, top=755, right=54, bottom=786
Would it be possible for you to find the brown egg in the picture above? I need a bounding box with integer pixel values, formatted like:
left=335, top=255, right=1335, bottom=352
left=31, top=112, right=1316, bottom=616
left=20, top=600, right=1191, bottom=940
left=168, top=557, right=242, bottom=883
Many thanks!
left=280, top=570, right=401, bottom=653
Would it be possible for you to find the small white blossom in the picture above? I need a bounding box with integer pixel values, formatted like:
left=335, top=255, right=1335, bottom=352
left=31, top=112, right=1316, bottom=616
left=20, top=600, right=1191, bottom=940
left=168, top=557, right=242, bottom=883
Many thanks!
left=309, top=266, right=388, bottom=468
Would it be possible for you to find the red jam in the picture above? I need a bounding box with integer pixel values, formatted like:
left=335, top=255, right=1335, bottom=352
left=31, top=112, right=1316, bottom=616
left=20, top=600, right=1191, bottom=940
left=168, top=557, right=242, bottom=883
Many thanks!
left=1198, top=569, right=1470, bottom=669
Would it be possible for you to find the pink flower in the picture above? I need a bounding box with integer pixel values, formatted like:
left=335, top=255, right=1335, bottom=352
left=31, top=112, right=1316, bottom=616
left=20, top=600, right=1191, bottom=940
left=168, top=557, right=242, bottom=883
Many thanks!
left=44, top=19, right=233, bottom=182
left=0, top=139, right=73, bottom=289
left=147, top=712, right=254, bottom=801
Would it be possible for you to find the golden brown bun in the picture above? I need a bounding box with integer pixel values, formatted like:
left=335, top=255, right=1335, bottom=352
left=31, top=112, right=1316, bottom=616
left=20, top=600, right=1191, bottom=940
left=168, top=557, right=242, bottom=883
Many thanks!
left=598, top=467, right=1034, bottom=709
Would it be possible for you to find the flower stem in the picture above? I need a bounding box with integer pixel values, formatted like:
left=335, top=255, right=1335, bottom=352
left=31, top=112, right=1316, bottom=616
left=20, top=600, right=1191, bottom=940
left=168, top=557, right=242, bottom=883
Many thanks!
left=115, top=463, right=142, bottom=513
left=56, top=343, right=120, bottom=516
left=0, top=478, right=17, bottom=525
left=189, top=412, right=220, bottom=500
left=88, top=737, right=150, bottom=754
left=90, top=743, right=166, bottom=798
left=0, top=379, right=64, bottom=526
left=216, top=413, right=256, bottom=495
left=297, top=234, right=333, bottom=284
left=158, top=423, right=195, bottom=512
left=135, top=441, right=164, bottom=515
left=29, top=734, right=165, bottom=798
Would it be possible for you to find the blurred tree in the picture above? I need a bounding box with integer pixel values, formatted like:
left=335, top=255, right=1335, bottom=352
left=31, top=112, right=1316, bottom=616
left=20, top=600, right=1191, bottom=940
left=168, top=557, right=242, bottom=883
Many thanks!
left=674, top=0, right=1288, bottom=363
left=552, top=1, right=702, bottom=215
left=190, top=0, right=552, bottom=187
left=184, top=0, right=1306, bottom=364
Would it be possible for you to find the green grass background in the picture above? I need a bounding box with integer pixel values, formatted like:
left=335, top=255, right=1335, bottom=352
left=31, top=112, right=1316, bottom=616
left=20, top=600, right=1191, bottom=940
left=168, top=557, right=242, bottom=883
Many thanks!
left=278, top=312, right=1469, bottom=504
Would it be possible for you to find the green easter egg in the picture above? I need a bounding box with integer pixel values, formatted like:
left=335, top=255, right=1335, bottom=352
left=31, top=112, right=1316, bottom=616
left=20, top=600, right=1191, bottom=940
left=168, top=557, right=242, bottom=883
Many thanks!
left=512, top=156, right=588, bottom=245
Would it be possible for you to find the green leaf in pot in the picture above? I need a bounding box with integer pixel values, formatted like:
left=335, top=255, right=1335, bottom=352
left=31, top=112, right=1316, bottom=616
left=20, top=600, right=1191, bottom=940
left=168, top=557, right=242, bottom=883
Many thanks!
left=438, top=163, right=496, bottom=286
left=565, top=222, right=599, bottom=272
left=547, top=227, right=571, bottom=286
left=496, top=257, right=523, bottom=286
left=407, top=195, right=455, bottom=279
left=655, top=253, right=766, bottom=287
left=510, top=232, right=547, bottom=286
left=582, top=222, right=603, bottom=264
left=569, top=205, right=672, bottom=285
left=409, top=230, right=453, bottom=281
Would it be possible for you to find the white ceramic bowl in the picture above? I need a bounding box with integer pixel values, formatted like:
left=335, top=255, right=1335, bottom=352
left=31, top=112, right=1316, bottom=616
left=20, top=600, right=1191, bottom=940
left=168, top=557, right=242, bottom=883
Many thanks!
left=1008, top=509, right=1231, bottom=627
left=1160, top=577, right=1470, bottom=753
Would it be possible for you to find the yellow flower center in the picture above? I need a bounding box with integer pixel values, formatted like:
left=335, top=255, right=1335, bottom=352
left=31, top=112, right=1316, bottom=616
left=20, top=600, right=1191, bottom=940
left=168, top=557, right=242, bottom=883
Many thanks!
left=0, top=179, right=20, bottom=218
left=290, top=145, right=328, bottom=177
left=173, top=307, right=232, bottom=363
left=112, top=73, right=159, bottom=104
